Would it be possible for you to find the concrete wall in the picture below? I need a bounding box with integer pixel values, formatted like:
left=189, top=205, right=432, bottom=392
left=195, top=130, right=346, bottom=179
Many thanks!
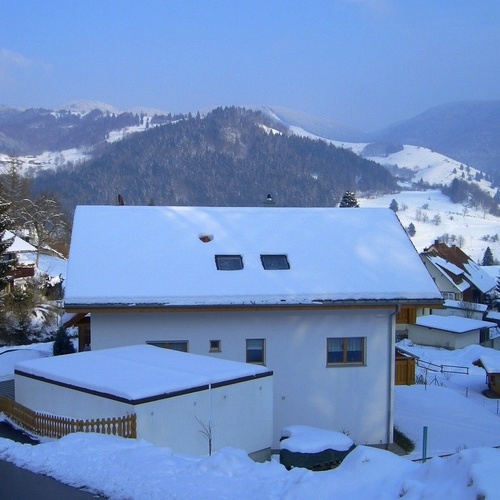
left=91, top=307, right=395, bottom=447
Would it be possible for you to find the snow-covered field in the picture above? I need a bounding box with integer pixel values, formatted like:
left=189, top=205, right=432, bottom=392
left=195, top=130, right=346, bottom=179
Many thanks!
left=361, top=189, right=500, bottom=264
left=1, top=341, right=500, bottom=498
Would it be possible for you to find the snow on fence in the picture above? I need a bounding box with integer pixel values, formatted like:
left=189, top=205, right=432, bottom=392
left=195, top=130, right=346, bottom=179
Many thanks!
left=0, top=396, right=136, bottom=439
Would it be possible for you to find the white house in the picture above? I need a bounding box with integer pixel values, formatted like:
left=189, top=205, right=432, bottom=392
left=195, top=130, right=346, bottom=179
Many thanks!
left=15, top=344, right=273, bottom=458
left=64, top=206, right=442, bottom=448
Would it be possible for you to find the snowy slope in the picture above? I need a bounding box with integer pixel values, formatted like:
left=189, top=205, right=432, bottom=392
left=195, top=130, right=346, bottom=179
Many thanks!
left=289, top=125, right=495, bottom=193
left=360, top=190, right=500, bottom=263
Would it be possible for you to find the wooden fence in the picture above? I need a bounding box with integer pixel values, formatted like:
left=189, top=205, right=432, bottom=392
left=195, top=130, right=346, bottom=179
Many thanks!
left=0, top=396, right=136, bottom=439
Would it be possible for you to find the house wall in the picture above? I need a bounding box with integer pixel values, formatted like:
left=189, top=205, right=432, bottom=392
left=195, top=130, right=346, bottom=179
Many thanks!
left=408, top=325, right=479, bottom=350
left=91, top=307, right=395, bottom=448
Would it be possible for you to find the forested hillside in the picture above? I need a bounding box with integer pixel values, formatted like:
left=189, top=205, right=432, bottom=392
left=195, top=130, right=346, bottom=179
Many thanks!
left=33, top=107, right=397, bottom=212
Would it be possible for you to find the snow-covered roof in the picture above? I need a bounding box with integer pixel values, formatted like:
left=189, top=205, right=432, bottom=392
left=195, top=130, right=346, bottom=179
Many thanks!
left=3, top=230, right=37, bottom=253
left=428, top=255, right=464, bottom=277
left=416, top=315, right=496, bottom=334
left=443, top=300, right=488, bottom=312
left=423, top=255, right=470, bottom=293
left=463, top=261, right=496, bottom=294
left=481, top=265, right=500, bottom=279
left=65, top=206, right=442, bottom=308
left=486, top=311, right=500, bottom=321
left=15, top=345, right=271, bottom=402
left=478, top=355, right=500, bottom=373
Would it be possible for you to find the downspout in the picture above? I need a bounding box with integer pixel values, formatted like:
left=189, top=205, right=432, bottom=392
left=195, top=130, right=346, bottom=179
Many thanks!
left=387, top=304, right=400, bottom=449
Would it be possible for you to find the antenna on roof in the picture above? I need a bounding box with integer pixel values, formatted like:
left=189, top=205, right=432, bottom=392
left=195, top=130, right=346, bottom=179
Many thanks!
left=117, top=194, right=125, bottom=206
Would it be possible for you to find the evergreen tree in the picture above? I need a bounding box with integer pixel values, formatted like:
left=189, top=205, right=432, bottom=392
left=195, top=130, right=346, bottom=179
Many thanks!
left=389, top=199, right=399, bottom=212
left=339, top=191, right=359, bottom=208
left=482, top=246, right=495, bottom=266
left=406, top=222, right=416, bottom=237
left=53, top=327, right=76, bottom=356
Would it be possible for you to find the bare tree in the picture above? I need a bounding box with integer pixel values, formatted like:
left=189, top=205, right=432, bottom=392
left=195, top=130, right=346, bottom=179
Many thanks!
left=17, top=196, right=68, bottom=266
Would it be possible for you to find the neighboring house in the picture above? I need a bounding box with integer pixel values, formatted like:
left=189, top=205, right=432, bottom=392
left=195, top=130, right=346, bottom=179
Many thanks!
left=434, top=299, right=488, bottom=321
left=15, top=345, right=273, bottom=458
left=423, top=241, right=496, bottom=304
left=64, top=206, right=442, bottom=449
left=420, top=253, right=470, bottom=302
left=408, top=315, right=496, bottom=350
left=1, top=230, right=36, bottom=288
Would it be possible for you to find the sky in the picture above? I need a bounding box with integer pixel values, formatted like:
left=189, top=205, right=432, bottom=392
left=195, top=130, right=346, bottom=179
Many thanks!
left=1, top=1, right=500, bottom=131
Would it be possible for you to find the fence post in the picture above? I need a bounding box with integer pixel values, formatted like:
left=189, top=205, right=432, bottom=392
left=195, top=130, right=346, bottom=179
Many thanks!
left=422, top=426, right=428, bottom=463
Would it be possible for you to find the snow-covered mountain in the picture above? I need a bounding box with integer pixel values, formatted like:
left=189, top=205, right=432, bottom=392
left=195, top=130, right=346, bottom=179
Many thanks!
left=2, top=101, right=500, bottom=263
left=57, top=100, right=121, bottom=115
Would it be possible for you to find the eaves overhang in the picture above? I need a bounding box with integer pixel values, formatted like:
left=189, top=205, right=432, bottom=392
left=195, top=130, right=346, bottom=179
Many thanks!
left=65, top=297, right=444, bottom=313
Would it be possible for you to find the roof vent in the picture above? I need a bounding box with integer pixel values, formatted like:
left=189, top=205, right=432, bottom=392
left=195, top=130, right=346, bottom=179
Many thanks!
left=199, top=234, right=214, bottom=243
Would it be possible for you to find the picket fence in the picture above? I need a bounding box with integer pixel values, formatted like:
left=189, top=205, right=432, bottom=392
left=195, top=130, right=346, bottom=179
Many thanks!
left=0, top=395, right=136, bottom=439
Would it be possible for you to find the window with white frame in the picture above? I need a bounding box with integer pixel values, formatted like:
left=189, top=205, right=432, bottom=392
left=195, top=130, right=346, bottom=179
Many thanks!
left=327, top=337, right=365, bottom=365
left=246, top=338, right=265, bottom=364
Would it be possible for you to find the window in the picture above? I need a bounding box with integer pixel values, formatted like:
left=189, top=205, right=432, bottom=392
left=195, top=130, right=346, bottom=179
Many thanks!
left=441, top=292, right=455, bottom=300
left=147, top=340, right=188, bottom=352
left=260, top=254, right=290, bottom=270
left=209, top=340, right=221, bottom=352
left=246, top=338, right=265, bottom=364
left=327, top=337, right=365, bottom=365
left=215, top=255, right=243, bottom=270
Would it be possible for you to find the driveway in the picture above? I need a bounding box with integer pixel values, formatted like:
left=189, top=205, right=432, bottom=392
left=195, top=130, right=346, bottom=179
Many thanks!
left=0, top=420, right=103, bottom=498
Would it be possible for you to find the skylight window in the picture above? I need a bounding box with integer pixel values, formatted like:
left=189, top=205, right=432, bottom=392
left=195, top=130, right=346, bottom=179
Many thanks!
left=215, top=255, right=243, bottom=271
left=260, top=254, right=290, bottom=270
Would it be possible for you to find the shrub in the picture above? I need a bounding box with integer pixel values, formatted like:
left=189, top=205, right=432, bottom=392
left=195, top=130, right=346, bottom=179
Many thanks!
left=53, top=327, right=76, bottom=356
left=394, top=427, right=415, bottom=453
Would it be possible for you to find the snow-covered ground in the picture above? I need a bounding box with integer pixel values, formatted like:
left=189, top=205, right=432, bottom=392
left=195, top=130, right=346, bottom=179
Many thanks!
left=1, top=342, right=500, bottom=498
left=360, top=189, right=500, bottom=263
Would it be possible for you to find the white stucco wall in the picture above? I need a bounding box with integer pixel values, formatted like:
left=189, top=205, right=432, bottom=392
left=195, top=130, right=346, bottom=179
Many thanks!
left=408, top=325, right=479, bottom=350
left=15, top=374, right=133, bottom=419
left=90, top=307, right=395, bottom=447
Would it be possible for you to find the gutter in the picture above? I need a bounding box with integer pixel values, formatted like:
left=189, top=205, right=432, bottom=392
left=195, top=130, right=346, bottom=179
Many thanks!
left=387, top=304, right=400, bottom=449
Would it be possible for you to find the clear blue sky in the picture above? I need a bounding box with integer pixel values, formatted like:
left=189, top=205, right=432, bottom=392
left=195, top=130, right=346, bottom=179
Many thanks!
left=1, top=0, right=500, bottom=131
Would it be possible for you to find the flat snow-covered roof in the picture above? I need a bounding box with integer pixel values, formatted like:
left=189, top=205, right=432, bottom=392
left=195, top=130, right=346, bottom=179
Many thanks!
left=65, top=206, right=442, bottom=307
left=416, top=315, right=496, bottom=334
left=15, top=345, right=271, bottom=403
